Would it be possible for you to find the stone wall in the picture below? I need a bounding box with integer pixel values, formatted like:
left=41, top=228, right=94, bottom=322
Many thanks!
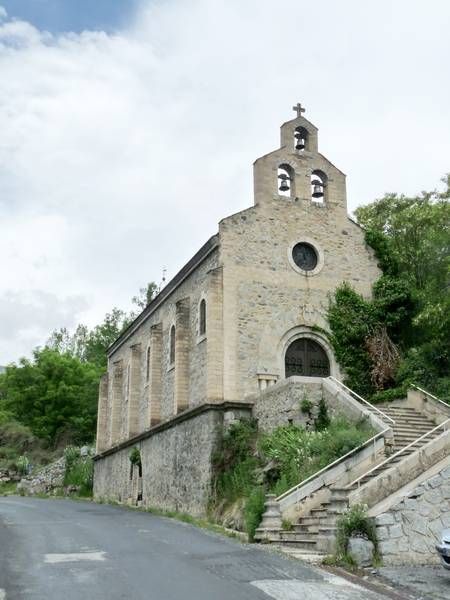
left=251, top=377, right=323, bottom=432
left=102, top=244, right=220, bottom=449
left=93, top=402, right=252, bottom=516
left=375, top=462, right=450, bottom=565
left=219, top=191, right=380, bottom=402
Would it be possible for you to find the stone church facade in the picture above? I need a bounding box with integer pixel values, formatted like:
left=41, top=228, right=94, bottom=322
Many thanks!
left=93, top=106, right=380, bottom=512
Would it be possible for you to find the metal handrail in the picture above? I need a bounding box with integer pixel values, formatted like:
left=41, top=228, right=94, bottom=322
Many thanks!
left=328, top=376, right=396, bottom=425
left=276, top=427, right=390, bottom=502
left=349, top=417, right=450, bottom=489
left=411, top=384, right=450, bottom=412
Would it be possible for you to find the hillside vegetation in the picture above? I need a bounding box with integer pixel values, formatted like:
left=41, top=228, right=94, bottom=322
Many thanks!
left=328, top=175, right=450, bottom=403
left=0, top=285, right=156, bottom=473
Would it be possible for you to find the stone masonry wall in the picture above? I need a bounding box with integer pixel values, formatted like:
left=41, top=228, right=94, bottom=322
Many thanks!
left=94, top=403, right=252, bottom=516
left=105, top=247, right=219, bottom=446
left=219, top=197, right=380, bottom=402
left=252, top=378, right=323, bottom=432
left=375, top=463, right=450, bottom=565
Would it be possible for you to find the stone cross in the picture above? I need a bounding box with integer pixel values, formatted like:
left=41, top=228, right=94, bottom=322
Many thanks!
left=292, top=103, right=305, bottom=118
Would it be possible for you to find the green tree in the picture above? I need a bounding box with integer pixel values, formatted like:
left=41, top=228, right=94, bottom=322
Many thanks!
left=0, top=348, right=101, bottom=445
left=132, top=282, right=158, bottom=311
left=328, top=175, right=450, bottom=402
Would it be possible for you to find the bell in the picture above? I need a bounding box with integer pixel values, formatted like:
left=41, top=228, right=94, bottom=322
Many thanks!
left=278, top=173, right=290, bottom=192
left=312, top=179, right=324, bottom=198
left=295, top=132, right=305, bottom=150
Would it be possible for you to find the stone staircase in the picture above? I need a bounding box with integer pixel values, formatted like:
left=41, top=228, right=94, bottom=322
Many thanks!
left=257, top=399, right=448, bottom=556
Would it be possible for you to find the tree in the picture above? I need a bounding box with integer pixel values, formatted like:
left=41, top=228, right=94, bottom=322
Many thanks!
left=328, top=176, right=450, bottom=402
left=131, top=282, right=158, bottom=311
left=0, top=348, right=101, bottom=445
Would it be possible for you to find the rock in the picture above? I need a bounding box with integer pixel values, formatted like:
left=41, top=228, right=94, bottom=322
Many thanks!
left=18, top=456, right=66, bottom=496
left=376, top=513, right=394, bottom=526
left=80, top=446, right=90, bottom=457
left=347, top=537, right=375, bottom=567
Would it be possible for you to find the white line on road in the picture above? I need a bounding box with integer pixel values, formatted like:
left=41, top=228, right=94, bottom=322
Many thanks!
left=44, top=551, right=107, bottom=564
left=0, top=588, right=6, bottom=599
left=251, top=575, right=382, bottom=599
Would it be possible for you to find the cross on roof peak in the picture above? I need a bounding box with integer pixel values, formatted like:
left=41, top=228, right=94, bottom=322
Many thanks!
left=292, top=103, right=305, bottom=118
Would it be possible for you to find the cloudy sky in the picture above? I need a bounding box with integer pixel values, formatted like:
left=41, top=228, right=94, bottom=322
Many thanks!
left=0, top=0, right=449, bottom=365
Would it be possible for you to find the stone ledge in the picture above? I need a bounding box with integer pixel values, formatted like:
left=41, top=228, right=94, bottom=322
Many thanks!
left=94, top=400, right=254, bottom=461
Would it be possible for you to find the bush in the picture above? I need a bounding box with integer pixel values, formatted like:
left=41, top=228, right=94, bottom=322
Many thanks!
left=129, top=447, right=141, bottom=466
left=314, top=396, right=330, bottom=431
left=260, top=418, right=374, bottom=495
left=212, top=419, right=258, bottom=503
left=64, top=446, right=93, bottom=496
left=16, top=455, right=29, bottom=475
left=244, top=487, right=266, bottom=541
left=336, top=504, right=378, bottom=558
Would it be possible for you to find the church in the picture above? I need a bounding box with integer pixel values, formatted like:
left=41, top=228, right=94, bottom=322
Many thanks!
left=93, top=105, right=380, bottom=512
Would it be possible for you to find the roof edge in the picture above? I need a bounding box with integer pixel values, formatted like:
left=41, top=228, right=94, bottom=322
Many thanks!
left=107, top=234, right=220, bottom=356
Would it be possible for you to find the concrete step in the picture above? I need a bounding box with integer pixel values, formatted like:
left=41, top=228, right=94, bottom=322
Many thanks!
left=275, top=538, right=318, bottom=550
left=277, top=531, right=318, bottom=542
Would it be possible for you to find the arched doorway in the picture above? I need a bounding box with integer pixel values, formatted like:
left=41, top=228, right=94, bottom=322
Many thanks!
left=285, top=338, right=330, bottom=378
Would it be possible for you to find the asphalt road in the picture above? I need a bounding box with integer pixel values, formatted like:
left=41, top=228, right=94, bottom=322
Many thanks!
left=0, top=497, right=389, bottom=600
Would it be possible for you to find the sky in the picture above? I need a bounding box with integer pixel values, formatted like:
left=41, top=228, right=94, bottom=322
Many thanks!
left=0, top=0, right=449, bottom=365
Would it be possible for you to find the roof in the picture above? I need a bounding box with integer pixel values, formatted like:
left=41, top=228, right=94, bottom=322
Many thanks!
left=107, top=234, right=220, bottom=356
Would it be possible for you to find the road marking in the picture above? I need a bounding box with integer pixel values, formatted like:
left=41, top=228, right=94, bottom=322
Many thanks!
left=44, top=551, right=106, bottom=564
left=251, top=576, right=381, bottom=599
left=0, top=588, right=6, bottom=599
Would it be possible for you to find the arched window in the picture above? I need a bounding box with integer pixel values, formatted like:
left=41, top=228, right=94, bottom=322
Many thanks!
left=294, top=126, right=308, bottom=152
left=199, top=299, right=206, bottom=336
left=169, top=325, right=175, bottom=365
left=311, top=170, right=327, bottom=203
left=277, top=164, right=295, bottom=198
left=146, top=346, right=151, bottom=382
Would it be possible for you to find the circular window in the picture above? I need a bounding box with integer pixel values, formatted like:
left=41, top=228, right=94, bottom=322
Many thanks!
left=292, top=243, right=318, bottom=271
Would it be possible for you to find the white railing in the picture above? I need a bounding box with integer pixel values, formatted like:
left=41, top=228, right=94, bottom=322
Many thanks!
left=276, top=428, right=389, bottom=504
left=412, top=384, right=450, bottom=413
left=349, top=417, right=450, bottom=489
left=328, top=376, right=395, bottom=425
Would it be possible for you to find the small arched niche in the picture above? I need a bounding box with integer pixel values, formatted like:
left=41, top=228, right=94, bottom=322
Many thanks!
left=294, top=126, right=308, bottom=152
left=277, top=164, right=295, bottom=198
left=311, top=169, right=327, bottom=203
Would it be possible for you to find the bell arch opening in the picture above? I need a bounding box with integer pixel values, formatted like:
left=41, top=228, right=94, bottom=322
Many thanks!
left=284, top=338, right=330, bottom=378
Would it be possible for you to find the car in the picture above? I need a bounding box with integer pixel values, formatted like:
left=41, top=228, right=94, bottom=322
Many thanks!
left=436, top=528, right=450, bottom=570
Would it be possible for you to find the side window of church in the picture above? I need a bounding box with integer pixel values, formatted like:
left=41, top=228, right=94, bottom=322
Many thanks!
left=169, top=325, right=175, bottom=365
left=146, top=346, right=151, bottom=382
left=199, top=299, right=206, bottom=336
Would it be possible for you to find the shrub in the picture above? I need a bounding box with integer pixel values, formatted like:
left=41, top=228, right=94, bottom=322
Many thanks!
left=212, top=419, right=258, bottom=503
left=16, top=455, right=29, bottom=475
left=129, top=447, right=141, bottom=466
left=244, top=487, right=266, bottom=541
left=64, top=446, right=93, bottom=496
left=335, top=504, right=378, bottom=558
left=300, top=397, right=313, bottom=415
left=314, top=396, right=330, bottom=431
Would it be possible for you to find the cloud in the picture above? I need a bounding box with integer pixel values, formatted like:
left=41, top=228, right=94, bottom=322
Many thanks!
left=0, top=0, right=449, bottom=363
left=0, top=290, right=87, bottom=364
left=0, top=6, right=6, bottom=20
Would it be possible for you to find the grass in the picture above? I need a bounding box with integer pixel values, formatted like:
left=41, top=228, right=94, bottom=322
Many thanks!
left=0, top=480, right=17, bottom=495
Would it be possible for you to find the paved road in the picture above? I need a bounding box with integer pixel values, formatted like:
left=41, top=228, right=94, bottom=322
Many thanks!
left=0, top=497, right=389, bottom=600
